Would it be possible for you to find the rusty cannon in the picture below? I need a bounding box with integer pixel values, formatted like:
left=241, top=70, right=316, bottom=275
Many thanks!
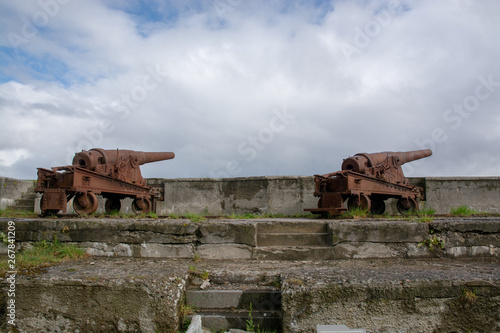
left=35, top=148, right=175, bottom=216
left=305, top=149, right=432, bottom=216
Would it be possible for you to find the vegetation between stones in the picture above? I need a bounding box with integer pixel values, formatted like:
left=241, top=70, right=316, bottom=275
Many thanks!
left=0, top=235, right=88, bottom=276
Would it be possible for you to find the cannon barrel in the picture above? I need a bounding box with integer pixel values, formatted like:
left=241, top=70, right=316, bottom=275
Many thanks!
left=341, top=149, right=432, bottom=173
left=73, top=148, right=175, bottom=171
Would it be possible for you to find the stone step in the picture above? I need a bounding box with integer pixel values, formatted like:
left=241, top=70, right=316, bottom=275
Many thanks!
left=15, top=198, right=35, bottom=206
left=12, top=205, right=34, bottom=211
left=186, top=288, right=282, bottom=332
left=11, top=186, right=36, bottom=211
left=257, top=233, right=330, bottom=247
left=186, top=289, right=281, bottom=311
left=255, top=246, right=339, bottom=260
left=257, top=221, right=327, bottom=234
left=190, top=310, right=281, bottom=332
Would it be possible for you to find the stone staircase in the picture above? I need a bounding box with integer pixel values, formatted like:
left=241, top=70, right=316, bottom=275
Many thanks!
left=11, top=184, right=36, bottom=211
left=186, top=285, right=281, bottom=331
left=255, top=221, right=335, bottom=260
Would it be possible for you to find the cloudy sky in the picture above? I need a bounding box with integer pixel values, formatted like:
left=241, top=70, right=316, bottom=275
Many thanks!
left=1, top=0, right=499, bottom=180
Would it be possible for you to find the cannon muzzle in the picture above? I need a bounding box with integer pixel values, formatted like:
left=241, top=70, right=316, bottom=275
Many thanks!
left=342, top=149, right=432, bottom=173
left=73, top=148, right=175, bottom=171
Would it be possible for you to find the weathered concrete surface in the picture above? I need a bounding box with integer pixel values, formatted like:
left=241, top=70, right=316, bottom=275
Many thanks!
left=1, top=257, right=499, bottom=333
left=422, top=177, right=500, bottom=214
left=0, top=177, right=34, bottom=210
left=159, top=176, right=500, bottom=215
left=191, top=258, right=500, bottom=333
left=186, top=288, right=282, bottom=331
left=279, top=259, right=500, bottom=333
left=0, top=258, right=189, bottom=333
left=5, top=175, right=500, bottom=216
left=1, top=217, right=499, bottom=261
left=160, top=176, right=317, bottom=215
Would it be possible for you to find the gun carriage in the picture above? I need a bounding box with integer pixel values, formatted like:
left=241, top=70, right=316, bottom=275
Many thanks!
left=35, top=148, right=175, bottom=216
left=305, top=149, right=432, bottom=216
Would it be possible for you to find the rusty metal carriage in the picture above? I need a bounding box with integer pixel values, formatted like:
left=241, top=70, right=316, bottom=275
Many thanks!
left=305, top=149, right=432, bottom=216
left=35, top=148, right=174, bottom=216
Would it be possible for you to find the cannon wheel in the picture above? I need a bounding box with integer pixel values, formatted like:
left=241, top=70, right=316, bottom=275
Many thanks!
left=105, top=197, right=121, bottom=214
left=132, top=197, right=152, bottom=215
left=370, top=197, right=386, bottom=215
left=347, top=194, right=371, bottom=212
left=73, top=192, right=98, bottom=215
left=397, top=197, right=417, bottom=214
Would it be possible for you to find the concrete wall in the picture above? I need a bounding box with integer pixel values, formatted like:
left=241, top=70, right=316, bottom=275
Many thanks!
left=423, top=177, right=500, bottom=214
left=4, top=175, right=500, bottom=215
left=159, top=176, right=500, bottom=216
left=0, top=177, right=34, bottom=210
left=159, top=176, right=317, bottom=216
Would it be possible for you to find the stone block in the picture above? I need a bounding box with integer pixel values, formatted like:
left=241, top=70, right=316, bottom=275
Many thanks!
left=199, top=222, right=256, bottom=246
left=197, top=244, right=253, bottom=260
left=136, top=243, right=194, bottom=258
left=10, top=219, right=198, bottom=244
left=257, top=233, right=329, bottom=247
left=81, top=242, right=133, bottom=257
left=329, top=221, right=428, bottom=244
left=430, top=219, right=500, bottom=233
left=471, top=246, right=496, bottom=257
left=334, top=242, right=398, bottom=259
left=187, top=290, right=243, bottom=309
left=7, top=260, right=186, bottom=333
left=186, top=315, right=203, bottom=333
left=255, top=247, right=339, bottom=260
left=257, top=221, right=327, bottom=234
left=407, top=243, right=431, bottom=258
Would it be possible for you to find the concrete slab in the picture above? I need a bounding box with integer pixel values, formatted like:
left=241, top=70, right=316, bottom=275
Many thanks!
left=2, top=217, right=499, bottom=261
left=257, top=233, right=330, bottom=247
left=1, top=257, right=498, bottom=332
left=197, top=244, right=253, bottom=260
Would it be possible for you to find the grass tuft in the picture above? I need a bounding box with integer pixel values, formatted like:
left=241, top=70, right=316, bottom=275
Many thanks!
left=451, top=205, right=479, bottom=216
left=0, top=238, right=88, bottom=275
left=0, top=207, right=38, bottom=218
left=341, top=207, right=368, bottom=219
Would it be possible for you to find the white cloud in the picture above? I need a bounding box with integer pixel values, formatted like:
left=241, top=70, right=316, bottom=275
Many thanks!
left=0, top=148, right=32, bottom=167
left=0, top=0, right=500, bottom=180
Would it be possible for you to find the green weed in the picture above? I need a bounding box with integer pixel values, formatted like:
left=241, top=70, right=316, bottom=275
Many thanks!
left=341, top=207, right=368, bottom=219
left=0, top=207, right=37, bottom=218
left=183, top=213, right=206, bottom=223
left=460, top=287, right=478, bottom=305
left=0, top=237, right=88, bottom=275
left=451, top=205, right=479, bottom=216
left=245, top=302, right=279, bottom=333
left=418, top=235, right=445, bottom=250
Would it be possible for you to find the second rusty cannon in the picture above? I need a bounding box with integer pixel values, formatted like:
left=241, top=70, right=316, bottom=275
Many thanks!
left=35, top=148, right=175, bottom=216
left=305, top=149, right=432, bottom=216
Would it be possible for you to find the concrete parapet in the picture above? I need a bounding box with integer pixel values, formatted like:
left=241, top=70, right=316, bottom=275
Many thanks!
left=160, top=176, right=317, bottom=215
left=4, top=175, right=500, bottom=216
left=421, top=177, right=500, bottom=214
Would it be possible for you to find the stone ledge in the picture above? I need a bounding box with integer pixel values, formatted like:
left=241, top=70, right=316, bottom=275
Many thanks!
left=2, top=217, right=499, bottom=260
